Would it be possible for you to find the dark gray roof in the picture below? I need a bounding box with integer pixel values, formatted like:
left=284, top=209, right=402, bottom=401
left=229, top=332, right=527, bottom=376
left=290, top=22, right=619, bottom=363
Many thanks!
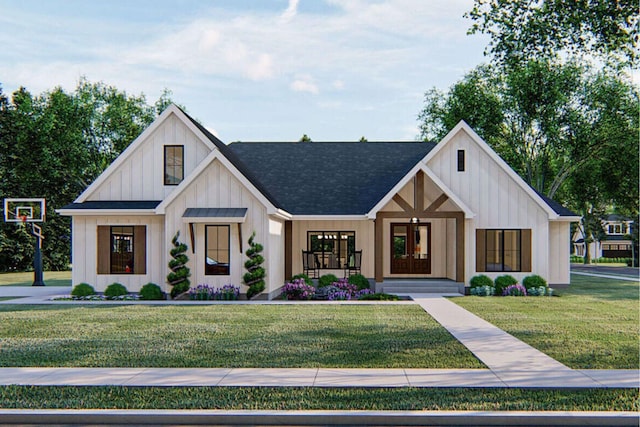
left=227, top=142, right=436, bottom=215
left=183, top=208, right=247, bottom=218
left=535, top=192, right=579, bottom=217
left=60, top=201, right=161, bottom=210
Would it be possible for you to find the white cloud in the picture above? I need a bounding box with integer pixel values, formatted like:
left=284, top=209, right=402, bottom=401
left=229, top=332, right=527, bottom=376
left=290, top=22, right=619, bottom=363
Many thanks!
left=332, top=80, right=345, bottom=90
left=279, top=0, right=299, bottom=23
left=290, top=75, right=319, bottom=94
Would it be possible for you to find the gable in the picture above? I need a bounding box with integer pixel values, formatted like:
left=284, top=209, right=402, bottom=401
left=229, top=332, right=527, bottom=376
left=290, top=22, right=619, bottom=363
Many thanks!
left=76, top=106, right=215, bottom=203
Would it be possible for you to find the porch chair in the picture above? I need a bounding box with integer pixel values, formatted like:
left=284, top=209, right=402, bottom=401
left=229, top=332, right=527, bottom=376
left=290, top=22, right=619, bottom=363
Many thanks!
left=302, top=250, right=320, bottom=278
left=344, top=250, right=362, bottom=277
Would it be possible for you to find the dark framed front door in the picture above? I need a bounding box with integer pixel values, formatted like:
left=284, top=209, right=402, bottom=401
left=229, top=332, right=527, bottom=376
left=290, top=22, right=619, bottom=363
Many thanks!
left=391, top=222, right=431, bottom=274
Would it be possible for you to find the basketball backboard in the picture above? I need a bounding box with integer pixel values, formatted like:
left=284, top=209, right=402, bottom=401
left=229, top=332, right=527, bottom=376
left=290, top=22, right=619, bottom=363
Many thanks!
left=3, top=198, right=46, bottom=223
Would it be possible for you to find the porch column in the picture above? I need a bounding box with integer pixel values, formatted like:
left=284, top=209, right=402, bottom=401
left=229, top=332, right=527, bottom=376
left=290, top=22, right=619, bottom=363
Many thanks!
left=375, top=214, right=384, bottom=282
left=284, top=221, right=292, bottom=280
left=455, top=213, right=465, bottom=282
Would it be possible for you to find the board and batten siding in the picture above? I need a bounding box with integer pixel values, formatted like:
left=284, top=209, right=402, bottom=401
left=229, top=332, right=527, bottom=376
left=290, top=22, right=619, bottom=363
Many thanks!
left=427, top=129, right=553, bottom=283
left=162, top=158, right=276, bottom=294
left=87, top=113, right=212, bottom=202
left=71, top=215, right=165, bottom=292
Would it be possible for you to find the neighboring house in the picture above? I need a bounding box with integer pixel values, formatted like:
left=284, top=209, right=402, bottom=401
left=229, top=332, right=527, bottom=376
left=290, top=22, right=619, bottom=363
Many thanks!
left=57, top=105, right=579, bottom=298
left=572, top=215, right=634, bottom=260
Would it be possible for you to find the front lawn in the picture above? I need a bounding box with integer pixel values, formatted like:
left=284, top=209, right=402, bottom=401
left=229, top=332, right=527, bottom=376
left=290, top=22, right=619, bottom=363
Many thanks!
left=453, top=274, right=639, bottom=369
left=0, top=271, right=71, bottom=287
left=0, top=386, right=636, bottom=411
left=0, top=304, right=483, bottom=368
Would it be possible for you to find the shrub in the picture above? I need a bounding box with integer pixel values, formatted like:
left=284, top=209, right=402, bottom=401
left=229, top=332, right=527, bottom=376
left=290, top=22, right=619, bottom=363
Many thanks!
left=470, top=285, right=495, bottom=296
left=494, top=275, right=518, bottom=296
left=469, top=274, right=493, bottom=289
left=71, top=283, right=95, bottom=297
left=217, top=284, right=240, bottom=300
left=502, top=284, right=527, bottom=296
left=281, top=279, right=315, bottom=300
left=243, top=232, right=266, bottom=299
left=291, top=273, right=313, bottom=286
left=139, top=283, right=164, bottom=300
left=318, top=274, right=339, bottom=288
left=358, top=292, right=399, bottom=301
left=522, top=274, right=547, bottom=290
left=104, top=283, right=128, bottom=299
left=528, top=286, right=548, bottom=296
left=347, top=274, right=370, bottom=290
left=167, top=231, right=191, bottom=298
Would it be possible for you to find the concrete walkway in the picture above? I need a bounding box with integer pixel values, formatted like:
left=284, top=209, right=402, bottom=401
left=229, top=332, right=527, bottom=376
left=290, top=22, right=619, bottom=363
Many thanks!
left=0, top=288, right=637, bottom=389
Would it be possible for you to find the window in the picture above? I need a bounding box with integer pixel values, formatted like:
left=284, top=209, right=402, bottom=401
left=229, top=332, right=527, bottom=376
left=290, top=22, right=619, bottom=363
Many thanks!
left=476, top=229, right=531, bottom=272
left=97, top=225, right=146, bottom=275
left=205, top=225, right=230, bottom=275
left=308, top=231, right=355, bottom=269
left=164, top=145, right=184, bottom=185
left=457, top=149, right=465, bottom=172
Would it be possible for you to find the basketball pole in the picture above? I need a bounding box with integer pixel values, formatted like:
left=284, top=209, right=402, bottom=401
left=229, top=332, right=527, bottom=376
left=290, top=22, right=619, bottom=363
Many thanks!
left=31, top=223, right=45, bottom=287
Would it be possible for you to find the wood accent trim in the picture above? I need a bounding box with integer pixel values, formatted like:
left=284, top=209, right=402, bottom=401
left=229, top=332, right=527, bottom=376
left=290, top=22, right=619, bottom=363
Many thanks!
left=374, top=214, right=383, bottom=282
left=375, top=211, right=461, bottom=219
left=188, top=223, right=195, bottom=254
left=392, top=194, right=414, bottom=214
left=415, top=171, right=425, bottom=212
left=476, top=229, right=486, bottom=272
left=521, top=229, right=532, bottom=272
left=455, top=214, right=464, bottom=282
left=425, top=193, right=449, bottom=213
left=237, top=224, right=243, bottom=254
left=133, top=225, right=146, bottom=275
left=284, top=221, right=293, bottom=280
left=97, top=226, right=110, bottom=274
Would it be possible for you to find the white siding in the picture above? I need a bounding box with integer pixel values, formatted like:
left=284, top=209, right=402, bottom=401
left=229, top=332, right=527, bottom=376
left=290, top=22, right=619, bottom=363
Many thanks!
left=162, top=159, right=273, bottom=294
left=71, top=215, right=165, bottom=292
left=87, top=113, right=212, bottom=202
left=548, top=221, right=571, bottom=285
left=429, top=129, right=555, bottom=284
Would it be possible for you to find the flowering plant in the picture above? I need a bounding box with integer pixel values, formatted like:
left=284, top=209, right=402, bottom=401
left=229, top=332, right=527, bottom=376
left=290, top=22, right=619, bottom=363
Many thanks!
left=502, top=284, right=527, bottom=296
left=281, top=279, right=315, bottom=300
left=190, top=284, right=215, bottom=300
left=189, top=284, right=240, bottom=300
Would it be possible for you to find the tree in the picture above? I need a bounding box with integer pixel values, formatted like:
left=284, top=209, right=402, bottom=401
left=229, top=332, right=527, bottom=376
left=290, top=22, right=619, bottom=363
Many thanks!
left=243, top=232, right=265, bottom=299
left=298, top=134, right=312, bottom=142
left=467, top=0, right=639, bottom=68
left=418, top=60, right=639, bottom=203
left=359, top=136, right=368, bottom=142
left=167, top=231, right=191, bottom=298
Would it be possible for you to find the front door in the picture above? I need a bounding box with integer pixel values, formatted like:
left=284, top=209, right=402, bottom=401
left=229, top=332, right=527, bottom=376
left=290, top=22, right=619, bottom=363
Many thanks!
left=391, top=223, right=431, bottom=274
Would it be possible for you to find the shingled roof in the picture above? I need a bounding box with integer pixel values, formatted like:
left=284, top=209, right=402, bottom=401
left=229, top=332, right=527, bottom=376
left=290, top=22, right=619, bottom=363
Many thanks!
left=227, top=141, right=436, bottom=215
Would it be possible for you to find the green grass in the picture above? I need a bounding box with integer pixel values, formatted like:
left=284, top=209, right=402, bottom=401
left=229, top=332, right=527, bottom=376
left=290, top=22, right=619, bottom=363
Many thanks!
left=0, top=271, right=71, bottom=287
left=453, top=275, right=639, bottom=369
left=0, top=305, right=483, bottom=368
left=0, top=386, right=636, bottom=411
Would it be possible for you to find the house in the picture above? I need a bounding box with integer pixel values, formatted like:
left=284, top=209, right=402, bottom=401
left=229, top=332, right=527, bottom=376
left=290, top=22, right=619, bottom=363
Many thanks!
left=57, top=105, right=580, bottom=298
left=572, top=215, right=634, bottom=260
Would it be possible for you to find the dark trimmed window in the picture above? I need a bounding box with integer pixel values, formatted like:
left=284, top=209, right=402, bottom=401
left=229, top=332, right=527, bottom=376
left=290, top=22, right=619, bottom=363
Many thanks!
left=308, top=231, right=355, bottom=269
left=97, top=225, right=146, bottom=275
left=164, top=145, right=184, bottom=185
left=457, top=149, right=465, bottom=172
left=205, top=225, right=230, bottom=275
left=485, top=229, right=521, bottom=272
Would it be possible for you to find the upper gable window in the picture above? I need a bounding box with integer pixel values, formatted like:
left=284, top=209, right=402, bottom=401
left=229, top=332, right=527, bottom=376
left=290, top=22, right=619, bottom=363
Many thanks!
left=457, top=149, right=465, bottom=172
left=164, top=145, right=184, bottom=185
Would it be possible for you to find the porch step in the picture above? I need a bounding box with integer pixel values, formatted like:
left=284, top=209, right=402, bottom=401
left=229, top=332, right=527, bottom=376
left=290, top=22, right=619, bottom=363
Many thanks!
left=379, top=280, right=464, bottom=295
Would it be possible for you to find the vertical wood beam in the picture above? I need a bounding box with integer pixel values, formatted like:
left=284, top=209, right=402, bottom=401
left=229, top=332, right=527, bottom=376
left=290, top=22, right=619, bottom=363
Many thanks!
left=188, top=223, right=195, bottom=254
left=375, top=215, right=384, bottom=282
left=415, top=171, right=425, bottom=213
left=456, top=213, right=465, bottom=282
left=237, top=223, right=243, bottom=254
left=284, top=220, right=293, bottom=280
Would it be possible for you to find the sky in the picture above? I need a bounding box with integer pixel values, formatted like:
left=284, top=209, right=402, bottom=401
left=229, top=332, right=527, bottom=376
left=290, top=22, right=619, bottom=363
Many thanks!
left=1, top=0, right=491, bottom=142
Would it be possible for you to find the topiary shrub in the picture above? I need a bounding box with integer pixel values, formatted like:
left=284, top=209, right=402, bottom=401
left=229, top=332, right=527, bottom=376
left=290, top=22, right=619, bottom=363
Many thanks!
left=522, top=274, right=547, bottom=291
left=139, top=283, right=165, bottom=300
left=104, top=282, right=128, bottom=299
left=243, top=232, right=266, bottom=299
left=347, top=274, right=370, bottom=290
left=167, top=231, right=191, bottom=299
left=494, top=275, right=518, bottom=296
left=71, top=283, right=95, bottom=297
left=318, top=273, right=339, bottom=288
left=291, top=273, right=312, bottom=286
left=469, top=274, right=494, bottom=289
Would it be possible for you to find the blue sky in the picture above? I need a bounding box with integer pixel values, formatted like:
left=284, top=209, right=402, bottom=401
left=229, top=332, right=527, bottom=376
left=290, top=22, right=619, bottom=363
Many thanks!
left=1, top=0, right=490, bottom=141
